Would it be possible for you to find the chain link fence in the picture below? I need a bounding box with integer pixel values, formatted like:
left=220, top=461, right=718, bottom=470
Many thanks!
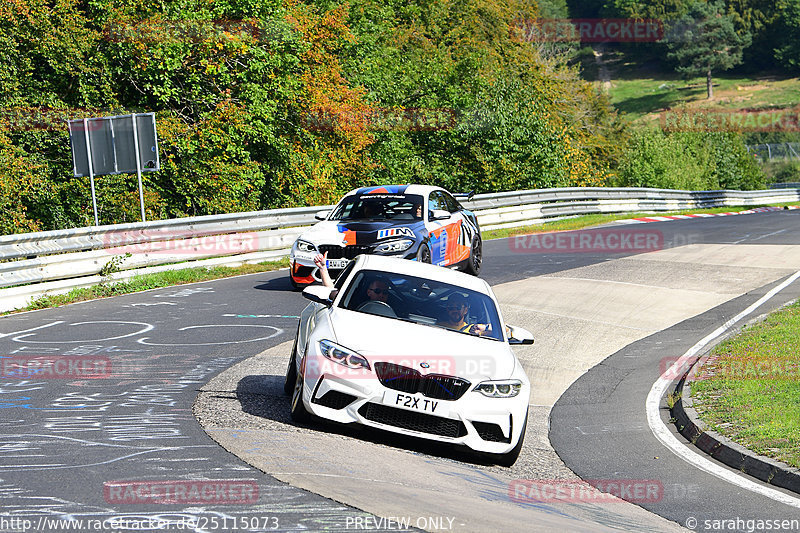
left=747, top=143, right=800, bottom=161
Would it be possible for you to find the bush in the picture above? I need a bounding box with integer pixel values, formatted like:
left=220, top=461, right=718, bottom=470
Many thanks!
left=614, top=128, right=765, bottom=191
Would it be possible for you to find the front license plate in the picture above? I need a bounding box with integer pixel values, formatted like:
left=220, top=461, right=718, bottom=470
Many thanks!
left=383, top=391, right=449, bottom=417
left=326, top=258, right=349, bottom=269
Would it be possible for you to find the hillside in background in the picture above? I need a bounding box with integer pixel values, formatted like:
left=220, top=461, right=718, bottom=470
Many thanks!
left=1, top=0, right=796, bottom=233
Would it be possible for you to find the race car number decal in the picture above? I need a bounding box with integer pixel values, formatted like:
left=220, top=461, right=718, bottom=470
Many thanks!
left=377, top=227, right=414, bottom=240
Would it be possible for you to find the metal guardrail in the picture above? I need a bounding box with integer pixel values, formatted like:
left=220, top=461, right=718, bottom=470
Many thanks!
left=1, top=187, right=799, bottom=313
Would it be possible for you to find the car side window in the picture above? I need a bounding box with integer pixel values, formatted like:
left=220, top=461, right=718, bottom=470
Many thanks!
left=442, top=192, right=461, bottom=213
left=428, top=192, right=448, bottom=219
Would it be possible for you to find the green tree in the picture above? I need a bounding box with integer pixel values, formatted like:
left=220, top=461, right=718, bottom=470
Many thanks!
left=774, top=1, right=800, bottom=71
left=602, top=0, right=690, bottom=19
left=664, top=1, right=751, bottom=99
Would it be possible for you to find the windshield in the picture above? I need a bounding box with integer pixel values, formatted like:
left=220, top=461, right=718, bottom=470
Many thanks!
left=338, top=270, right=503, bottom=341
left=329, top=194, right=424, bottom=222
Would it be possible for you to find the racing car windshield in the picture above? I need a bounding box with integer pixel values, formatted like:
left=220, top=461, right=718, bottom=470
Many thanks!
left=339, top=270, right=504, bottom=341
left=329, top=194, right=424, bottom=222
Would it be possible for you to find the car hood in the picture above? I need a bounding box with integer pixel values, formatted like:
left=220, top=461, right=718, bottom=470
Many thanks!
left=300, top=220, right=425, bottom=247
left=327, top=308, right=517, bottom=381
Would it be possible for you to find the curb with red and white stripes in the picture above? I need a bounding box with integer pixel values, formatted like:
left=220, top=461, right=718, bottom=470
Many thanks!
left=616, top=205, right=800, bottom=225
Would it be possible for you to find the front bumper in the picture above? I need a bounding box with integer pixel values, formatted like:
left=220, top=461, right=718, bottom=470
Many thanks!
left=299, top=352, right=529, bottom=454
left=289, top=245, right=422, bottom=285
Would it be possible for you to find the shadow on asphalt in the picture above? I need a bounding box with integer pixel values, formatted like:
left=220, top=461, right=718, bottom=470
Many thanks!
left=234, top=374, right=499, bottom=466
left=252, top=276, right=298, bottom=292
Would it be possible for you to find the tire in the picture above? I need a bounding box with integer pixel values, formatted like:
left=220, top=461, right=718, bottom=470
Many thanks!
left=283, top=335, right=298, bottom=396
left=494, top=410, right=527, bottom=467
left=290, top=356, right=311, bottom=423
left=464, top=235, right=482, bottom=276
left=289, top=274, right=300, bottom=290
left=418, top=243, right=432, bottom=264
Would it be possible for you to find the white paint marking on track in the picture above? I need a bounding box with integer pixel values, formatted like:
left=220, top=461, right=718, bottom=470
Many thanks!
left=137, top=324, right=282, bottom=346
left=646, top=269, right=800, bottom=509
left=0, top=322, right=63, bottom=339
left=12, top=321, right=154, bottom=343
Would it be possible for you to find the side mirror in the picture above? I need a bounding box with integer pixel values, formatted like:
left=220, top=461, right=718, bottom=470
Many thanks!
left=314, top=210, right=331, bottom=221
left=506, top=325, right=534, bottom=345
left=302, top=285, right=338, bottom=306
left=431, top=209, right=450, bottom=221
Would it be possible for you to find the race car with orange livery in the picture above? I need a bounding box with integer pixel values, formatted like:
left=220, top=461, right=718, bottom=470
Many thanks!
left=289, top=185, right=482, bottom=288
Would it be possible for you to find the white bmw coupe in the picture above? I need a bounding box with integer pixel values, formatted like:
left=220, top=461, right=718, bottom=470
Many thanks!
left=283, top=254, right=533, bottom=466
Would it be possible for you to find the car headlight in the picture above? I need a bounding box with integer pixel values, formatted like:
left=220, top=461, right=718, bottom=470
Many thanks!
left=293, top=239, right=318, bottom=253
left=374, top=239, right=414, bottom=253
left=473, top=380, right=523, bottom=398
left=319, top=340, right=370, bottom=370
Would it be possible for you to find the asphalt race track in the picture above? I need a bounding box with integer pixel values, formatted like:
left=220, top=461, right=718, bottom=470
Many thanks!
left=1, top=210, right=800, bottom=532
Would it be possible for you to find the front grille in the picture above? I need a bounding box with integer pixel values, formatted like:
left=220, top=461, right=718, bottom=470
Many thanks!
left=313, top=390, right=357, bottom=410
left=374, top=362, right=470, bottom=401
left=358, top=403, right=467, bottom=438
left=472, top=420, right=511, bottom=443
left=318, top=245, right=372, bottom=260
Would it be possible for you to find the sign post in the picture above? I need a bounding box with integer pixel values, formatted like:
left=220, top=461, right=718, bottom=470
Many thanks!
left=68, top=113, right=159, bottom=225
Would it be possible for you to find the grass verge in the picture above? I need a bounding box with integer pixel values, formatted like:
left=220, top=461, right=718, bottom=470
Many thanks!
left=4, top=258, right=289, bottom=316
left=690, top=300, right=800, bottom=469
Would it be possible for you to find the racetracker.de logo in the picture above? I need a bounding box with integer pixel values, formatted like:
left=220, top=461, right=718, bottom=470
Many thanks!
left=661, top=355, right=800, bottom=382
left=103, top=229, right=259, bottom=255
left=660, top=107, right=800, bottom=132
left=302, top=107, right=459, bottom=132
left=509, top=479, right=664, bottom=504
left=1, top=356, right=111, bottom=379
left=104, top=480, right=259, bottom=505
left=0, top=106, right=111, bottom=132
left=510, top=228, right=663, bottom=254
left=103, top=18, right=263, bottom=44
left=511, top=18, right=664, bottom=43
left=303, top=354, right=496, bottom=381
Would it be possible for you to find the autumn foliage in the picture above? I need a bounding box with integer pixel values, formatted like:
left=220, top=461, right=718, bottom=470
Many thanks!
left=1, top=0, right=627, bottom=231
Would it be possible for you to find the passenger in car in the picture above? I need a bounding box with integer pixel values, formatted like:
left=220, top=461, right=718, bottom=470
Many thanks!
left=437, top=293, right=490, bottom=336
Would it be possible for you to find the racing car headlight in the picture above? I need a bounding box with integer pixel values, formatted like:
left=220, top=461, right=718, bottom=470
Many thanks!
left=374, top=239, right=414, bottom=253
left=293, top=239, right=318, bottom=253
left=473, top=380, right=523, bottom=398
left=319, top=339, right=370, bottom=370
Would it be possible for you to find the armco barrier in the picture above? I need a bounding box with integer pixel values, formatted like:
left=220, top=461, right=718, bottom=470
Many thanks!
left=1, top=187, right=798, bottom=313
